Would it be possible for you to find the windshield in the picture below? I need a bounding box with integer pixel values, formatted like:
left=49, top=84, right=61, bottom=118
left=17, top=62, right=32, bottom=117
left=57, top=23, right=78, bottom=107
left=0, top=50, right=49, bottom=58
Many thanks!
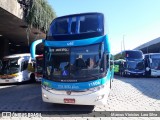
left=126, top=51, right=143, bottom=59
left=48, top=14, right=103, bottom=35
left=47, top=13, right=104, bottom=41
left=44, top=43, right=105, bottom=82
left=150, top=58, right=160, bottom=70
left=36, top=57, right=43, bottom=74
left=127, top=60, right=145, bottom=70
left=0, top=57, right=20, bottom=75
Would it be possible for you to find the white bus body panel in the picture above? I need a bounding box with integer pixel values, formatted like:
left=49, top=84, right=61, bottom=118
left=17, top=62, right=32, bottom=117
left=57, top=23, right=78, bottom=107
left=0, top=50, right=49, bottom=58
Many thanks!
left=151, top=69, right=160, bottom=77
left=0, top=53, right=34, bottom=83
left=0, top=75, right=22, bottom=83
left=42, top=82, right=110, bottom=105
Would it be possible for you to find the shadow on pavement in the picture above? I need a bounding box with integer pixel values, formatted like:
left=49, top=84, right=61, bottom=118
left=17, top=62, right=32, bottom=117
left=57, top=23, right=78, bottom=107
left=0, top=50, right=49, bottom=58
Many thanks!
left=0, top=83, right=97, bottom=116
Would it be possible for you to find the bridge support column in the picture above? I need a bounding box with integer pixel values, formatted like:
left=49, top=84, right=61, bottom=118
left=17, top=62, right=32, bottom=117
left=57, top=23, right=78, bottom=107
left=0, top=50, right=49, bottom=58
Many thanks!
left=0, top=37, right=9, bottom=59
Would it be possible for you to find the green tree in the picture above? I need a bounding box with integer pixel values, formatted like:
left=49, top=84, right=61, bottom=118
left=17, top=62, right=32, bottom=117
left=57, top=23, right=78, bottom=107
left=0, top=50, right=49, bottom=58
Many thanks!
left=18, top=0, right=56, bottom=33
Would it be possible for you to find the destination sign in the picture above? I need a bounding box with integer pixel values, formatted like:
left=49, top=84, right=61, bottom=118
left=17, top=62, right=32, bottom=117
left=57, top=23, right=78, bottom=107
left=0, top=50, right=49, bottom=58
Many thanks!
left=49, top=48, right=69, bottom=53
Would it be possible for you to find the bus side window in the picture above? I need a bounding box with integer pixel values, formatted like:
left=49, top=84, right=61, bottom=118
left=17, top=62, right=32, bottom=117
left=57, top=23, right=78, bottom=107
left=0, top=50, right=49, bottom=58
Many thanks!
left=21, top=62, right=24, bottom=71
left=24, top=61, right=28, bottom=70
left=21, top=61, right=28, bottom=71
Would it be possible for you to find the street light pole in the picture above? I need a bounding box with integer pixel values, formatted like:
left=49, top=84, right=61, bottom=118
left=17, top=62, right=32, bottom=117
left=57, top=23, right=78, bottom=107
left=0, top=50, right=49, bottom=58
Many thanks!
left=123, top=34, right=125, bottom=51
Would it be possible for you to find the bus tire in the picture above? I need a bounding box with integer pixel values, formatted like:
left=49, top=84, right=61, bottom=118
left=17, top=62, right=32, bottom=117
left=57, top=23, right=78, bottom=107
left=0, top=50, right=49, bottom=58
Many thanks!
left=146, top=70, right=151, bottom=78
left=87, top=105, right=95, bottom=111
left=30, top=73, right=35, bottom=82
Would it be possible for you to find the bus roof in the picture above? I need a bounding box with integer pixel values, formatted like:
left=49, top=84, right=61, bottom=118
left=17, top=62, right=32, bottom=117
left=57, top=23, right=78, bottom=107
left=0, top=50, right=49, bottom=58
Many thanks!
left=3, top=53, right=31, bottom=59
left=53, top=12, right=104, bottom=20
left=123, top=50, right=142, bottom=52
left=144, top=53, right=160, bottom=55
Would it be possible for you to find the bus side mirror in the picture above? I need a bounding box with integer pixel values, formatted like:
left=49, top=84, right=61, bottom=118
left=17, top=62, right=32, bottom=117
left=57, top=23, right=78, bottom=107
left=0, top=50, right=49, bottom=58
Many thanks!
left=30, top=39, right=43, bottom=59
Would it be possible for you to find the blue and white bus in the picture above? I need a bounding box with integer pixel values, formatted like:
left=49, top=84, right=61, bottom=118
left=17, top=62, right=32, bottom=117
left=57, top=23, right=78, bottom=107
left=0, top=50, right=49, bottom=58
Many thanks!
left=30, top=12, right=112, bottom=105
left=144, top=53, right=160, bottom=77
left=114, top=50, right=145, bottom=77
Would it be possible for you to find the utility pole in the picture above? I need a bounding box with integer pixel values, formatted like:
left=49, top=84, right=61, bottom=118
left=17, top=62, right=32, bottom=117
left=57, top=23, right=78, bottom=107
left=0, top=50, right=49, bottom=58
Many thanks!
left=123, top=34, right=125, bottom=51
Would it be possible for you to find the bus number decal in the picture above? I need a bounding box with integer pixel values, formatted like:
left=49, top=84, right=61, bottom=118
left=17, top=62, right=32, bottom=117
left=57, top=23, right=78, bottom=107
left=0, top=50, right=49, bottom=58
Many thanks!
left=57, top=85, right=79, bottom=89
left=89, top=81, right=101, bottom=87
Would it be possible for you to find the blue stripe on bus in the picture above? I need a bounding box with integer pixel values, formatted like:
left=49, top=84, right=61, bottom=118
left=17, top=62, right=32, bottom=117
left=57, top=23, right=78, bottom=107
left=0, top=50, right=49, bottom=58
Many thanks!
left=42, top=74, right=110, bottom=91
left=44, top=35, right=109, bottom=50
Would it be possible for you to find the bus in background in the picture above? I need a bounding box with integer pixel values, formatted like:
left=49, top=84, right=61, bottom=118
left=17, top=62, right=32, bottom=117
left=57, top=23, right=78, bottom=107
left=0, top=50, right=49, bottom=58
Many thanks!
left=0, top=53, right=35, bottom=83
left=114, top=50, right=145, bottom=77
left=31, top=12, right=112, bottom=106
left=35, top=54, right=43, bottom=82
left=144, top=53, right=160, bottom=77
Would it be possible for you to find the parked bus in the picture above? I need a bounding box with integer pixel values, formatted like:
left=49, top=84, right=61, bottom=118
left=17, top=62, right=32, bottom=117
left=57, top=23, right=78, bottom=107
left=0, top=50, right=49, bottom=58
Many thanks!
left=35, top=54, right=43, bottom=82
left=144, top=53, right=160, bottom=77
left=114, top=50, right=145, bottom=77
left=30, top=12, right=112, bottom=105
left=0, top=53, right=35, bottom=83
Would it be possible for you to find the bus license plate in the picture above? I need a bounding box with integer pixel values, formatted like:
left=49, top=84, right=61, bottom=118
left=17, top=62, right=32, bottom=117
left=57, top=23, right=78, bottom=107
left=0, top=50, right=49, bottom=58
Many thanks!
left=64, top=98, right=75, bottom=103
left=5, top=80, right=9, bottom=82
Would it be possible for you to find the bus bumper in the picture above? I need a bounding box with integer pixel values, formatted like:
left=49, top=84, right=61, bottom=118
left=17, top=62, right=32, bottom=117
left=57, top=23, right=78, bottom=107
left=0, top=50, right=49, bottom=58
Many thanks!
left=0, top=77, right=22, bottom=83
left=41, top=83, right=110, bottom=105
left=125, top=70, right=145, bottom=76
left=151, top=70, right=160, bottom=77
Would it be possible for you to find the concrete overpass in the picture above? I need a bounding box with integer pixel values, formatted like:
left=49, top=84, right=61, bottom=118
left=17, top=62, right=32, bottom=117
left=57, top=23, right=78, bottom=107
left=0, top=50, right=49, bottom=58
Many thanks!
left=0, top=0, right=45, bottom=58
left=134, top=37, right=160, bottom=54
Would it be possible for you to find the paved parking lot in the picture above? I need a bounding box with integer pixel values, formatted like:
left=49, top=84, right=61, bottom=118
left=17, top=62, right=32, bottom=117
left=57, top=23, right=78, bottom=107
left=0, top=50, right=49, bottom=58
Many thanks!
left=0, top=76, right=160, bottom=120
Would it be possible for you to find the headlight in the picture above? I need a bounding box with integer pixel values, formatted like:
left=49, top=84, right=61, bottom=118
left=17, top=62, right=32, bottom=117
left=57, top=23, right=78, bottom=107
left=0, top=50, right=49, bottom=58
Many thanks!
left=88, top=85, right=105, bottom=92
left=42, top=85, right=52, bottom=91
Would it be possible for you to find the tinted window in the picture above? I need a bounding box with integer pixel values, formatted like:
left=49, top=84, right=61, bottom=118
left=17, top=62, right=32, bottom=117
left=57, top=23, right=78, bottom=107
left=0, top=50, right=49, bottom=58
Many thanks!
left=43, top=43, right=105, bottom=82
left=47, top=13, right=104, bottom=37
left=0, top=57, right=20, bottom=74
left=126, top=51, right=143, bottom=59
left=151, top=54, right=160, bottom=58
